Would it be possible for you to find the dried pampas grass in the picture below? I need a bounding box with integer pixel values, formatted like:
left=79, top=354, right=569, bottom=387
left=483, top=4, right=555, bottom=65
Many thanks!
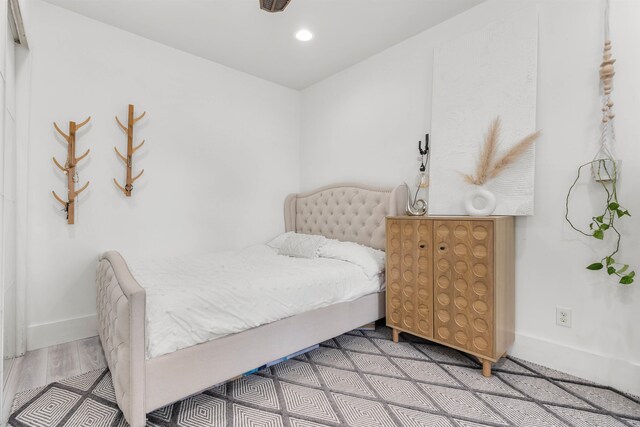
left=463, top=117, right=501, bottom=185
left=463, top=117, right=540, bottom=185
left=487, top=130, right=540, bottom=180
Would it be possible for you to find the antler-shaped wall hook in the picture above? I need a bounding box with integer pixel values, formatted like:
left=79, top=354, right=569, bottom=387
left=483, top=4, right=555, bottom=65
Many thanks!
left=52, top=117, right=91, bottom=224
left=114, top=104, right=146, bottom=197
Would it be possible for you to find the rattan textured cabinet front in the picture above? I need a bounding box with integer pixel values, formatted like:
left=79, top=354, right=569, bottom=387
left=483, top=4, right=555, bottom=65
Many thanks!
left=386, top=218, right=433, bottom=340
left=385, top=216, right=515, bottom=377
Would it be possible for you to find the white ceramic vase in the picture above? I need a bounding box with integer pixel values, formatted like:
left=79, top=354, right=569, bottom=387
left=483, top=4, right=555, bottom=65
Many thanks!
left=464, top=187, right=496, bottom=216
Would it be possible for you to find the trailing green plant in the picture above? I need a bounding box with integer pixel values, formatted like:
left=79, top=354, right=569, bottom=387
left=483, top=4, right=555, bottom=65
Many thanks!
left=565, top=158, right=635, bottom=285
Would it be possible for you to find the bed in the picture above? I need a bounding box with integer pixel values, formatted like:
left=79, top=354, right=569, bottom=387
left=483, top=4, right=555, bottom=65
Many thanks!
left=95, top=183, right=404, bottom=427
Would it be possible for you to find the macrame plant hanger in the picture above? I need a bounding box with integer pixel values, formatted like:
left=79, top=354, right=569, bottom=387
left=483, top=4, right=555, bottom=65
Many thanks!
left=592, top=0, right=617, bottom=182
left=565, top=0, right=635, bottom=285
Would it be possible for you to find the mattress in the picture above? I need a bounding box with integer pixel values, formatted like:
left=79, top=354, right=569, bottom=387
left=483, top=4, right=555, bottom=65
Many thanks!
left=126, top=245, right=384, bottom=359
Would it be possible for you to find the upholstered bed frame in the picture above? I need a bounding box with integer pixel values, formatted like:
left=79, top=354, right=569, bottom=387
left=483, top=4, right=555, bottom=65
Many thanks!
left=96, top=183, right=405, bottom=426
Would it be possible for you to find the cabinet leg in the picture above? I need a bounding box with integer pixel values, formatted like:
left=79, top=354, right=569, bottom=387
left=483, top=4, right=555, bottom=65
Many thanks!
left=482, top=359, right=492, bottom=377
left=392, top=328, right=400, bottom=343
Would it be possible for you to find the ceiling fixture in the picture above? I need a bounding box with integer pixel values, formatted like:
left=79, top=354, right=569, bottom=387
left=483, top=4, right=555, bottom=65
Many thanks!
left=295, top=29, right=313, bottom=42
left=259, top=0, right=291, bottom=13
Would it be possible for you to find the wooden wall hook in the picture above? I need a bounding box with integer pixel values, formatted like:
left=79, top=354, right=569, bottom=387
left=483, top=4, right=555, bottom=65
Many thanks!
left=52, top=117, right=91, bottom=224
left=114, top=104, right=146, bottom=197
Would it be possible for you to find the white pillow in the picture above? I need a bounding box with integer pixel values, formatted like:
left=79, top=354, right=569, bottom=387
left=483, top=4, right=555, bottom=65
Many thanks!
left=266, top=232, right=294, bottom=250
left=278, top=234, right=326, bottom=259
left=318, top=240, right=385, bottom=279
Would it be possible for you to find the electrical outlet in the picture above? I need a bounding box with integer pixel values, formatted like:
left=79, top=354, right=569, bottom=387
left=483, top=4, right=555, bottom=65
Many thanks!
left=556, top=307, right=572, bottom=328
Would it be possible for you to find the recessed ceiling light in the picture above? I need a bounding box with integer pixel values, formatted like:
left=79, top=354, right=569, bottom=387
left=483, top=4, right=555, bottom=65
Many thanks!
left=295, top=29, right=313, bottom=42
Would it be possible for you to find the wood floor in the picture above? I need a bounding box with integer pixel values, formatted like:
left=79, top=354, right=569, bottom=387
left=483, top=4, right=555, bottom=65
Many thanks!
left=2, top=336, right=106, bottom=425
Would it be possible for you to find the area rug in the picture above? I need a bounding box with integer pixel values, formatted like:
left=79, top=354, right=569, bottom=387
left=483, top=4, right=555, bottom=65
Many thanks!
left=9, top=326, right=640, bottom=427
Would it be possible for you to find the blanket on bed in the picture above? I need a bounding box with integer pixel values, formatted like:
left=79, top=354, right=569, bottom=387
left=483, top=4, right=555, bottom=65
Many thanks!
left=126, top=244, right=384, bottom=358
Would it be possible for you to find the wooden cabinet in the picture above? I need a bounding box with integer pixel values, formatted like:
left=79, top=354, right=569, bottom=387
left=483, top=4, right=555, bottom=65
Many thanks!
left=385, top=216, right=515, bottom=376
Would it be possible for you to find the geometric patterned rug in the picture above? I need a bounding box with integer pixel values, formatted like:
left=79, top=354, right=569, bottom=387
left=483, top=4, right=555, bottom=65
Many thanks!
left=9, top=325, right=640, bottom=427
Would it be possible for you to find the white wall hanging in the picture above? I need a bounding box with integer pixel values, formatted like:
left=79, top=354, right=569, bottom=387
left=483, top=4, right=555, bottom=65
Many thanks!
left=428, top=7, right=538, bottom=215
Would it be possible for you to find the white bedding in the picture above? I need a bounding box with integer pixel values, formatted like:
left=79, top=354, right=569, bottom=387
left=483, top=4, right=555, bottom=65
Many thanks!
left=127, top=244, right=384, bottom=359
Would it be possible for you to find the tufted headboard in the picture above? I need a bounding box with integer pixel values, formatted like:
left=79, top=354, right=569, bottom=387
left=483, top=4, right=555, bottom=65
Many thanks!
left=284, top=183, right=406, bottom=251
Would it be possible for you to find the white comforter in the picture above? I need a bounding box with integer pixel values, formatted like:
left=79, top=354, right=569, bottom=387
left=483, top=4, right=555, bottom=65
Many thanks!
left=127, top=245, right=384, bottom=359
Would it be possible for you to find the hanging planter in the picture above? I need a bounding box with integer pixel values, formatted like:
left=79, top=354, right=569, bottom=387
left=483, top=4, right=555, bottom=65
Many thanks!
left=564, top=1, right=634, bottom=285
left=592, top=157, right=617, bottom=182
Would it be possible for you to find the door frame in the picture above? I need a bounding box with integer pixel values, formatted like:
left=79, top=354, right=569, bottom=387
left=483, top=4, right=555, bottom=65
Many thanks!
left=9, top=0, right=28, bottom=359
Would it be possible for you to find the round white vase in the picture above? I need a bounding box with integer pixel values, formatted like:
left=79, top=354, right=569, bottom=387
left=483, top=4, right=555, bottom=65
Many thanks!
left=464, top=187, right=497, bottom=216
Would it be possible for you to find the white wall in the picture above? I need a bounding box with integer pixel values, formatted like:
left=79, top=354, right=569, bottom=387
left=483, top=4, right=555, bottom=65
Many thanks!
left=24, top=0, right=300, bottom=349
left=300, top=0, right=640, bottom=395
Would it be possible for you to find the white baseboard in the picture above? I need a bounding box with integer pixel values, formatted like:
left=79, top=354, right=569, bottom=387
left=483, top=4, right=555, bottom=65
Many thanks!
left=27, top=314, right=97, bottom=351
left=511, top=332, right=640, bottom=397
